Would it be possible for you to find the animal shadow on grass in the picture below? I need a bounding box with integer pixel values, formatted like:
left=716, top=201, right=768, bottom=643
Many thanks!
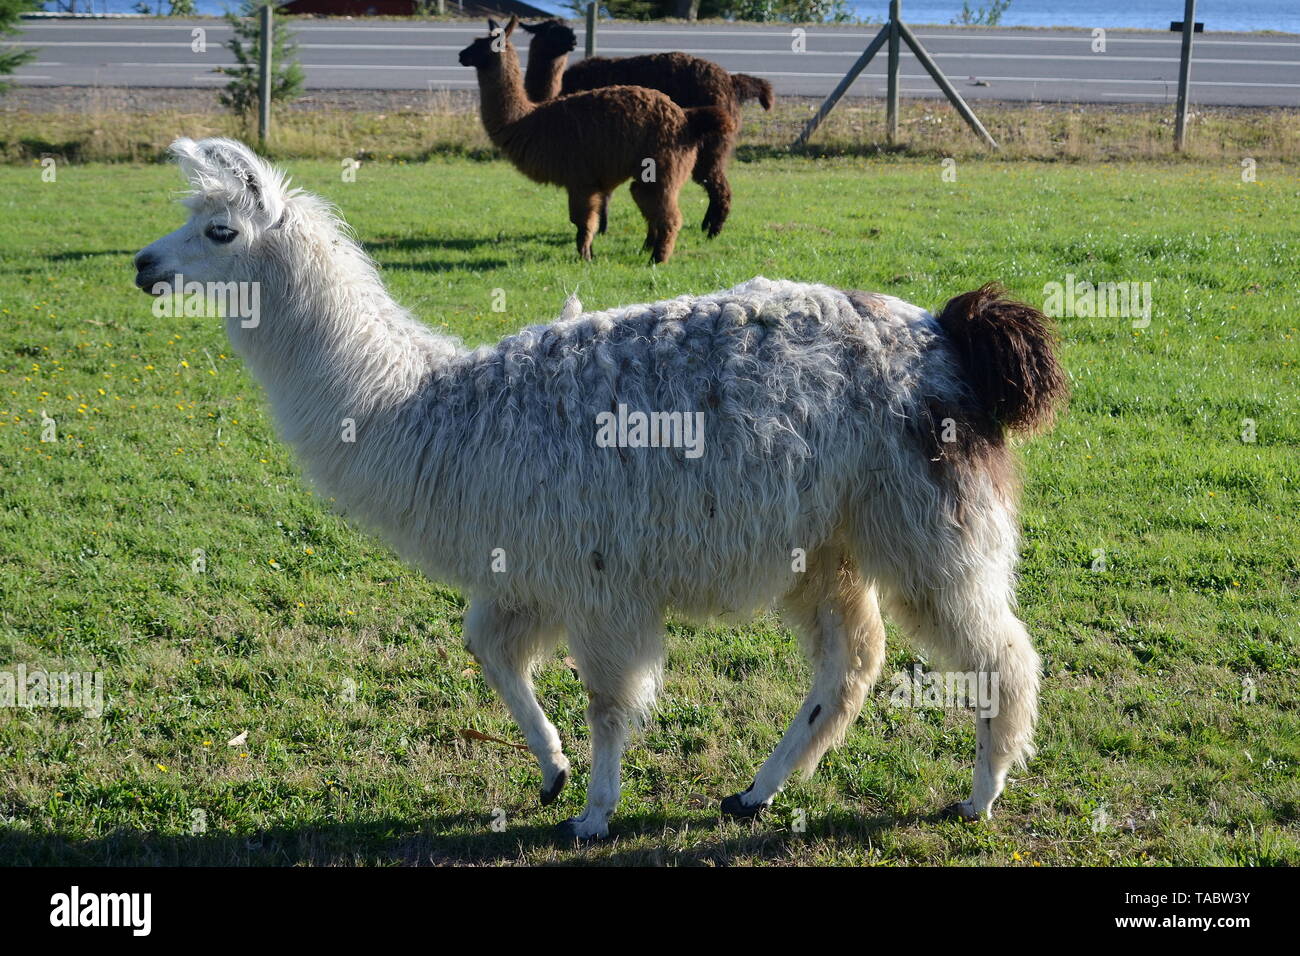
left=16, top=138, right=84, bottom=164
left=735, top=143, right=914, bottom=163
left=0, top=806, right=934, bottom=867
left=365, top=232, right=569, bottom=273
left=45, top=250, right=140, bottom=263
left=4, top=249, right=138, bottom=280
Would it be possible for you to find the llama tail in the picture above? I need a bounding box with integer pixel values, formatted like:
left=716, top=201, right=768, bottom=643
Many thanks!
left=731, top=73, right=775, bottom=110
left=682, top=105, right=738, bottom=146
left=935, top=282, right=1068, bottom=434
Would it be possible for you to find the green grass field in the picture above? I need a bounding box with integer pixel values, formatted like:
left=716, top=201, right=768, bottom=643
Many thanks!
left=1, top=154, right=1297, bottom=865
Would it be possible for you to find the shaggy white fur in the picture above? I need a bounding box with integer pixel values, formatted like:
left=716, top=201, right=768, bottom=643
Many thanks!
left=135, top=138, right=1054, bottom=840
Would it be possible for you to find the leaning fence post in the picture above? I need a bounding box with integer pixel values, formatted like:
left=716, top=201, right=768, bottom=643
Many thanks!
left=585, top=2, right=597, bottom=58
left=886, top=0, right=901, bottom=143
left=896, top=20, right=998, bottom=148
left=1174, top=0, right=1197, bottom=151
left=258, top=4, right=273, bottom=145
left=794, top=0, right=995, bottom=150
left=794, top=25, right=890, bottom=148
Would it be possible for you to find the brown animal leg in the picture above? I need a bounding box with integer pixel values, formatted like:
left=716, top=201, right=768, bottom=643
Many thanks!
left=568, top=189, right=602, bottom=261
left=693, top=131, right=734, bottom=238
left=598, top=193, right=610, bottom=235
left=629, top=174, right=683, bottom=265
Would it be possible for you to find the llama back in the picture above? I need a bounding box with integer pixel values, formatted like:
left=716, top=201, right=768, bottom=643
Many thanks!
left=396, top=279, right=943, bottom=616
left=497, top=86, right=692, bottom=189
left=563, top=52, right=741, bottom=114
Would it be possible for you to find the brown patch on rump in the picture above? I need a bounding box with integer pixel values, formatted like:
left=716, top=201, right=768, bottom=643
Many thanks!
left=931, top=283, right=1067, bottom=506
left=935, top=283, right=1068, bottom=435
left=920, top=398, right=1019, bottom=507
left=841, top=288, right=1029, bottom=509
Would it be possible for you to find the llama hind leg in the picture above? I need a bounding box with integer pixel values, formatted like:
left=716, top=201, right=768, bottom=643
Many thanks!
left=629, top=177, right=683, bottom=265
left=557, top=615, right=663, bottom=840
left=723, top=552, right=886, bottom=816
left=462, top=600, right=570, bottom=805
left=567, top=189, right=602, bottom=261
left=597, top=193, right=610, bottom=235
left=692, top=137, right=733, bottom=238
left=884, top=584, right=1041, bottom=820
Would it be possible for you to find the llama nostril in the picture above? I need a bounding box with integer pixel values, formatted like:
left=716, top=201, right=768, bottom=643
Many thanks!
left=134, top=251, right=156, bottom=273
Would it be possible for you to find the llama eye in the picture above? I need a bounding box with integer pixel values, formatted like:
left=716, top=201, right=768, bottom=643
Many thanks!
left=205, top=224, right=239, bottom=244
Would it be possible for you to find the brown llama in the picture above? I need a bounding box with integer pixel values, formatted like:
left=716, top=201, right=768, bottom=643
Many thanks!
left=521, top=18, right=774, bottom=239
left=460, top=17, right=734, bottom=264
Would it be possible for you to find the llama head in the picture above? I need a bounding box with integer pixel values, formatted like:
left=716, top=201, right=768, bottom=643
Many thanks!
left=458, top=15, right=519, bottom=70
left=134, top=137, right=291, bottom=295
left=520, top=18, right=576, bottom=58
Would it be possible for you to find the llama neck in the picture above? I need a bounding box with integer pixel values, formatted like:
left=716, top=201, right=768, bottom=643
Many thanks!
left=523, top=45, right=565, bottom=102
left=476, top=45, right=535, bottom=139
left=226, top=213, right=460, bottom=502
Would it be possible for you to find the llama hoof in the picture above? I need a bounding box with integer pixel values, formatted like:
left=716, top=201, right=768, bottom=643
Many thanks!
left=720, top=791, right=768, bottom=819
left=555, top=816, right=607, bottom=842
left=540, top=768, right=567, bottom=806
left=942, top=800, right=983, bottom=822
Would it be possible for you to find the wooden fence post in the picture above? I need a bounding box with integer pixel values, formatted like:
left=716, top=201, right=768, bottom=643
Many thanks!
left=1174, top=0, right=1197, bottom=151
left=585, top=3, right=597, bottom=59
left=886, top=0, right=900, bottom=143
left=258, top=4, right=273, bottom=145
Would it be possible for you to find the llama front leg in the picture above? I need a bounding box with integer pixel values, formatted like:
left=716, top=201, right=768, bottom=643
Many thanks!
left=723, top=555, right=885, bottom=816
left=567, top=189, right=602, bottom=261
left=557, top=620, right=663, bottom=840
left=556, top=692, right=630, bottom=841
left=462, top=600, right=570, bottom=805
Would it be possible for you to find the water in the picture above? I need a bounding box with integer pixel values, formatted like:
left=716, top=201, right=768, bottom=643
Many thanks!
left=40, top=0, right=1300, bottom=34
left=843, top=0, right=1300, bottom=32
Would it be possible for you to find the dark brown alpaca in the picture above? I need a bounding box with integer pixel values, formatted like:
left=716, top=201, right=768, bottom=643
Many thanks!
left=521, top=18, right=774, bottom=238
left=460, top=17, right=734, bottom=264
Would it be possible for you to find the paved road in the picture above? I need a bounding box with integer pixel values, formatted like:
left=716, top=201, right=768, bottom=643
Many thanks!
left=7, top=17, right=1300, bottom=107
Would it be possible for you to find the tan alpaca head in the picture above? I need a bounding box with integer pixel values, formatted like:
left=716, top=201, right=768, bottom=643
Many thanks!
left=457, top=15, right=519, bottom=69
left=134, top=137, right=289, bottom=295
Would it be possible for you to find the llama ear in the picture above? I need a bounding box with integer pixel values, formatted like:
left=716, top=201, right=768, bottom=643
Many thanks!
left=520, top=20, right=538, bottom=33
left=168, top=137, right=204, bottom=183
left=504, top=15, right=518, bottom=37
left=487, top=17, right=499, bottom=33
left=170, top=137, right=286, bottom=229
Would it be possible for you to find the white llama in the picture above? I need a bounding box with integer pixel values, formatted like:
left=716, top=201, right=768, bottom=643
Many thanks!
left=134, top=138, right=1067, bottom=840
